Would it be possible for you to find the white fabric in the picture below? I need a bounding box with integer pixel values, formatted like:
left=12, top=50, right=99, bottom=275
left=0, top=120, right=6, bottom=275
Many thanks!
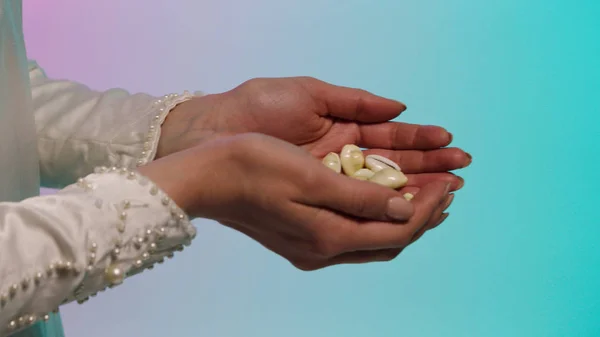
left=0, top=1, right=197, bottom=335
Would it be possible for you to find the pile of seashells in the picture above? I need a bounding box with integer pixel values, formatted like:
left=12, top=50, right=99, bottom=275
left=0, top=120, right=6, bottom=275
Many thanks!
left=322, top=145, right=414, bottom=201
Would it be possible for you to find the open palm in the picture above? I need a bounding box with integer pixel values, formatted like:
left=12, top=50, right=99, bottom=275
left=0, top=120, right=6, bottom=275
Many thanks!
left=221, top=77, right=471, bottom=190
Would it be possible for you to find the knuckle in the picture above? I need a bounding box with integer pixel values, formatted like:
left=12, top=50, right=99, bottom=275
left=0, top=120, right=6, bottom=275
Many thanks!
left=239, top=77, right=267, bottom=90
left=311, top=234, right=341, bottom=258
left=291, top=259, right=320, bottom=272
left=395, top=234, right=412, bottom=248
left=349, top=192, right=370, bottom=216
left=383, top=249, right=402, bottom=261
left=299, top=167, right=322, bottom=191
left=297, top=76, right=318, bottom=84
left=229, top=133, right=267, bottom=154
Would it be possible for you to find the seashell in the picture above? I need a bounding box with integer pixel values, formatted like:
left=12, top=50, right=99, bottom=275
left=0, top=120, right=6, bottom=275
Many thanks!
left=368, top=168, right=408, bottom=189
left=403, top=193, right=414, bottom=201
left=340, top=144, right=365, bottom=176
left=322, top=152, right=341, bottom=173
left=351, top=168, right=375, bottom=180
left=365, top=154, right=401, bottom=172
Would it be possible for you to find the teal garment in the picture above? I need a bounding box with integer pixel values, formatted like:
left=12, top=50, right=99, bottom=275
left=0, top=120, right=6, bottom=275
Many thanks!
left=12, top=313, right=64, bottom=337
left=0, top=1, right=66, bottom=336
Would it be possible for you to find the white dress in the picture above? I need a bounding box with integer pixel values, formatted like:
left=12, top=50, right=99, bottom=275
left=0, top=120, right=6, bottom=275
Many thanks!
left=1, top=1, right=198, bottom=335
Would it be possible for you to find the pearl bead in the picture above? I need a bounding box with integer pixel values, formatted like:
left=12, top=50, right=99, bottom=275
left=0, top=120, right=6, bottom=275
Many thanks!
left=8, top=320, right=17, bottom=330
left=104, top=264, right=125, bottom=285
left=47, top=264, right=55, bottom=276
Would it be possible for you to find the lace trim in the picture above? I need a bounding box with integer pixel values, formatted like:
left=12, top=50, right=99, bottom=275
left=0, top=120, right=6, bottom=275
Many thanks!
left=135, top=91, right=199, bottom=166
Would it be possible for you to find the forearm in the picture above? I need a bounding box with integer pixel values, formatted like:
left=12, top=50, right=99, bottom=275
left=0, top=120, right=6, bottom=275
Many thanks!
left=0, top=166, right=195, bottom=335
left=29, top=61, right=196, bottom=188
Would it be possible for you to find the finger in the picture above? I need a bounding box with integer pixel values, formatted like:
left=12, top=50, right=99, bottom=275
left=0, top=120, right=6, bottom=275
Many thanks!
left=430, top=212, right=450, bottom=231
left=404, top=172, right=464, bottom=191
left=298, top=77, right=406, bottom=123
left=327, top=248, right=404, bottom=267
left=358, top=122, right=453, bottom=150
left=341, top=180, right=450, bottom=251
left=309, top=172, right=415, bottom=222
left=411, top=212, right=450, bottom=243
left=364, top=148, right=472, bottom=174
left=410, top=194, right=454, bottom=243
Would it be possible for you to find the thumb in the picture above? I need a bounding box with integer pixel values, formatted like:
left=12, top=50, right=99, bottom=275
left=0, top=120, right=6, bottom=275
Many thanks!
left=310, top=172, right=415, bottom=221
left=298, top=77, right=407, bottom=123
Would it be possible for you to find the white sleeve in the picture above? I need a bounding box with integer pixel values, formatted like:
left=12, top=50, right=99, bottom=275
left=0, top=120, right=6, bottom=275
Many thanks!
left=0, top=166, right=197, bottom=335
left=28, top=60, right=200, bottom=189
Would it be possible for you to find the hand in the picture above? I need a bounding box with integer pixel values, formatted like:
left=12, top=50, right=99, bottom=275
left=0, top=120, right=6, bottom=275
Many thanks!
left=158, top=77, right=471, bottom=191
left=141, top=133, right=453, bottom=270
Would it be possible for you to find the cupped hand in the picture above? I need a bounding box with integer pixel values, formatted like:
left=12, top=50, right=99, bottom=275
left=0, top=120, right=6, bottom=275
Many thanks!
left=158, top=77, right=471, bottom=191
left=142, top=133, right=453, bottom=270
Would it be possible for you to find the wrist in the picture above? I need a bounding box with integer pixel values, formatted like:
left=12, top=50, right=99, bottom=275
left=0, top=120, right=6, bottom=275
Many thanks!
left=155, top=95, right=222, bottom=159
left=137, top=139, right=240, bottom=220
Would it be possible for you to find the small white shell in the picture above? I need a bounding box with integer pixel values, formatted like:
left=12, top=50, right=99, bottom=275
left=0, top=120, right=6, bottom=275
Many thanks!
left=322, top=152, right=341, bottom=173
left=351, top=168, right=375, bottom=180
left=368, top=168, right=408, bottom=189
left=340, top=144, right=365, bottom=176
left=403, top=193, right=414, bottom=201
left=365, top=154, right=401, bottom=172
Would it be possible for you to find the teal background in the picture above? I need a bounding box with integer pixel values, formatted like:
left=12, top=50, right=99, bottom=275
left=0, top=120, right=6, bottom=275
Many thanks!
left=24, top=0, right=599, bottom=336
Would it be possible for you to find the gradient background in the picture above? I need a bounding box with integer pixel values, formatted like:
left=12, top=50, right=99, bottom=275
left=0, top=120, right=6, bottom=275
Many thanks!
left=24, top=0, right=599, bottom=336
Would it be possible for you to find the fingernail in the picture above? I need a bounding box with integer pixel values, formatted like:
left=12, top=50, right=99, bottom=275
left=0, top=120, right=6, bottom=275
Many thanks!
left=466, top=152, right=472, bottom=162
left=436, top=213, right=450, bottom=227
left=442, top=194, right=454, bottom=210
left=395, top=101, right=407, bottom=111
left=448, top=132, right=453, bottom=143
left=457, top=177, right=465, bottom=189
left=386, top=197, right=414, bottom=221
left=444, top=182, right=452, bottom=194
